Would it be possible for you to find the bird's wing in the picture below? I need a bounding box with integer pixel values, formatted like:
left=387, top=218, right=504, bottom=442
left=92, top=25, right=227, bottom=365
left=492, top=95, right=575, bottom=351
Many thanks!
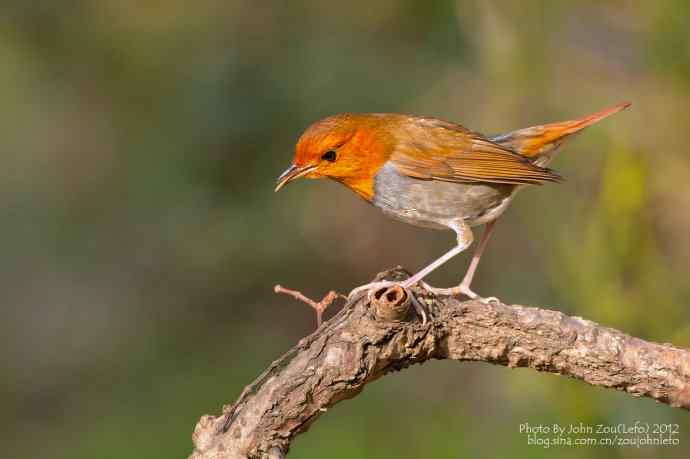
left=389, top=117, right=563, bottom=185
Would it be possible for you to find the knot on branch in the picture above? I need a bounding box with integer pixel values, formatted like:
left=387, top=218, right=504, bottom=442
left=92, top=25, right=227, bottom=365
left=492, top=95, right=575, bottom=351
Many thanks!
left=371, top=284, right=411, bottom=321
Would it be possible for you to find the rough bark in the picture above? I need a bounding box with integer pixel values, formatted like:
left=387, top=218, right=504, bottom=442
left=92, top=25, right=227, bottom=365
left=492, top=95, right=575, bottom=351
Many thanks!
left=189, top=269, right=690, bottom=459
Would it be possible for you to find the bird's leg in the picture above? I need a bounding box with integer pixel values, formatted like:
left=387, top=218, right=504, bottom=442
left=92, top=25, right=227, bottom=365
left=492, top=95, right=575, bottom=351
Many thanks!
left=458, top=219, right=497, bottom=299
left=421, top=220, right=500, bottom=304
left=401, top=221, right=474, bottom=288
left=347, top=221, right=473, bottom=323
left=349, top=222, right=473, bottom=301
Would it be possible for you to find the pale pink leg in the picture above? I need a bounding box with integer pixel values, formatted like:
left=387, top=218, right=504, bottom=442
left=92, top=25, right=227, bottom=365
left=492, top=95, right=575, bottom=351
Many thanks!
left=401, top=245, right=465, bottom=288
left=458, top=219, right=496, bottom=296
left=348, top=221, right=473, bottom=301
left=422, top=220, right=499, bottom=302
left=402, top=221, right=474, bottom=288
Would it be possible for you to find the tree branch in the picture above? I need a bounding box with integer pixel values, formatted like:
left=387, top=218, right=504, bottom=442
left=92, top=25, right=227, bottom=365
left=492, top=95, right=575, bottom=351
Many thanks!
left=189, top=268, right=690, bottom=459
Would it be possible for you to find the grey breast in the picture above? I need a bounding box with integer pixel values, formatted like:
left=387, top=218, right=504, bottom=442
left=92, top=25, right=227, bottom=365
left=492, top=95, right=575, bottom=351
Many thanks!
left=372, top=163, right=515, bottom=230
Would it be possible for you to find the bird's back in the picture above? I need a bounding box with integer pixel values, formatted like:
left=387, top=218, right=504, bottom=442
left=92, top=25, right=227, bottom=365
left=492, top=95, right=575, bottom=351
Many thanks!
left=370, top=115, right=557, bottom=230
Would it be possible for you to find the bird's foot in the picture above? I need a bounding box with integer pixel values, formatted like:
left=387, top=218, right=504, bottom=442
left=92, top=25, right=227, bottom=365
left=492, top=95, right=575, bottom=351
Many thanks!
left=418, top=281, right=500, bottom=304
left=347, top=280, right=399, bottom=303
left=348, top=280, right=428, bottom=324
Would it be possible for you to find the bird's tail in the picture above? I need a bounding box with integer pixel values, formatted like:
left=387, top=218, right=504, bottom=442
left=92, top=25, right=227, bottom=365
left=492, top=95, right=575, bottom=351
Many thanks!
left=491, top=101, right=631, bottom=167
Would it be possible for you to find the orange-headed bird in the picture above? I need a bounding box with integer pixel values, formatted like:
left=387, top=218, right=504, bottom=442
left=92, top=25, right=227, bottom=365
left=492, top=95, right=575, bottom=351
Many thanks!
left=276, top=102, right=630, bottom=304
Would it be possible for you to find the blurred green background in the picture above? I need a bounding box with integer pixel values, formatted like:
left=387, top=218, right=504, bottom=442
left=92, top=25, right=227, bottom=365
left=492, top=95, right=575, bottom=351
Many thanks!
left=2, top=1, right=689, bottom=458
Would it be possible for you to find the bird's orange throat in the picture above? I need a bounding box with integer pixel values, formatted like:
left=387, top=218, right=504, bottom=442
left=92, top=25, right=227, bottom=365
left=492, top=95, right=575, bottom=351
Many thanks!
left=328, top=128, right=393, bottom=202
left=336, top=176, right=375, bottom=202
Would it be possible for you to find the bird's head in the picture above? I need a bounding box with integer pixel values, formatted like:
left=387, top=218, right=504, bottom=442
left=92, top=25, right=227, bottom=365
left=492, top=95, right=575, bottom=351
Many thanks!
left=275, top=114, right=394, bottom=201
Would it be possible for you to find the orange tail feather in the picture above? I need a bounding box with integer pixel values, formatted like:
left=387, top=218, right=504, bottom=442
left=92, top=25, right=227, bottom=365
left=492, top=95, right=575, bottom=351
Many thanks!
left=491, top=101, right=631, bottom=165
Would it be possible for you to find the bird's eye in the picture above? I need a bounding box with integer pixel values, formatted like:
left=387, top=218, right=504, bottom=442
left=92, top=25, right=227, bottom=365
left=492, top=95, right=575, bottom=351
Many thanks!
left=321, top=150, right=337, bottom=162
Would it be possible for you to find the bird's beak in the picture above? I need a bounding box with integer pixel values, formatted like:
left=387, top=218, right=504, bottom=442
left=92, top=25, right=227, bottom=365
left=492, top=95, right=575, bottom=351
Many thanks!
left=274, top=164, right=317, bottom=192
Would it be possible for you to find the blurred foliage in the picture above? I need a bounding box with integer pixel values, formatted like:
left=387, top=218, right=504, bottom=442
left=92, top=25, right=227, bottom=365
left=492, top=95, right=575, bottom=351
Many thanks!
left=1, top=1, right=688, bottom=458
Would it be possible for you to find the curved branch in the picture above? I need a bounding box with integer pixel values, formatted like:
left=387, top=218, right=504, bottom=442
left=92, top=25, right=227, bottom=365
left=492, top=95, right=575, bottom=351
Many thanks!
left=189, top=269, right=690, bottom=459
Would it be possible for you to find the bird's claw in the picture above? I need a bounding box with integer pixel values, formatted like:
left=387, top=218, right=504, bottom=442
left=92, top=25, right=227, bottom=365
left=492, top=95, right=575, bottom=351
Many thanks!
left=409, top=294, right=428, bottom=325
left=479, top=296, right=500, bottom=305
left=347, top=280, right=399, bottom=303
left=419, top=281, right=501, bottom=304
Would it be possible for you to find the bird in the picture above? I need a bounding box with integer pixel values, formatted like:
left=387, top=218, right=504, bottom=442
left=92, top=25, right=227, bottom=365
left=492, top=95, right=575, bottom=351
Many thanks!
left=275, top=102, right=631, bottom=306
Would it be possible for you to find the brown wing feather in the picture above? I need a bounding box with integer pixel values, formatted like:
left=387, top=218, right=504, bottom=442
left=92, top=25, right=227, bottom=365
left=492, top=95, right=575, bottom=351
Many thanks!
left=390, top=117, right=562, bottom=185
